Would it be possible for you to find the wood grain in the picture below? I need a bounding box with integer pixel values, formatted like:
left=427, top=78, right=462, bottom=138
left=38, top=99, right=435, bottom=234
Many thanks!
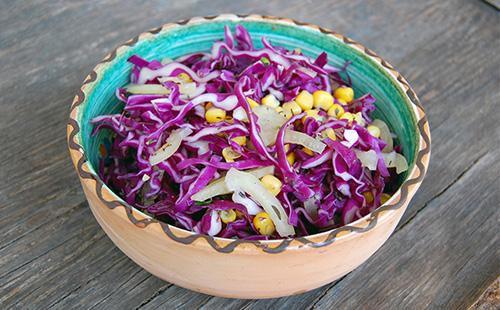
left=0, top=0, right=498, bottom=308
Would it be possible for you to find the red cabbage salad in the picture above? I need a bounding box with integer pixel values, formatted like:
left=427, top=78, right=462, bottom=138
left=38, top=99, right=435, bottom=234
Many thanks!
left=92, top=25, right=408, bottom=239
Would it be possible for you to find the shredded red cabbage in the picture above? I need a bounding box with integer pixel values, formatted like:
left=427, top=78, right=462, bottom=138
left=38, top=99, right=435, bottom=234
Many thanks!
left=92, top=25, right=407, bottom=239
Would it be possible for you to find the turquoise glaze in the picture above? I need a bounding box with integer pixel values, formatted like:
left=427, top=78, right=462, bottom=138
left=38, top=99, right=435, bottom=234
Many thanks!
left=79, top=20, right=418, bottom=187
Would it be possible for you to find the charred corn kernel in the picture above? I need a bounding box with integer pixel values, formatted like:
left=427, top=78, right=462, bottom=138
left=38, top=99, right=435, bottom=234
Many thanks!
left=362, top=191, right=374, bottom=204
left=246, top=97, right=259, bottom=109
left=253, top=211, right=275, bottom=236
left=222, top=147, right=241, bottom=162
left=262, top=94, right=280, bottom=108
left=337, top=98, right=347, bottom=106
left=295, top=90, right=314, bottom=111
left=205, top=102, right=213, bottom=109
left=334, top=86, right=354, bottom=103
left=380, top=193, right=392, bottom=204
left=303, top=147, right=314, bottom=156
left=354, top=112, right=365, bottom=126
left=322, top=128, right=337, bottom=141
left=220, top=209, right=237, bottom=224
left=282, top=101, right=302, bottom=115
left=340, top=112, right=354, bottom=123
left=301, top=109, right=320, bottom=123
left=205, top=107, right=226, bottom=123
left=232, top=136, right=247, bottom=146
left=260, top=175, right=282, bottom=196
left=367, top=125, right=381, bottom=138
left=177, top=72, right=192, bottom=82
left=313, top=90, right=334, bottom=110
left=286, top=152, right=296, bottom=165
left=327, top=104, right=345, bottom=118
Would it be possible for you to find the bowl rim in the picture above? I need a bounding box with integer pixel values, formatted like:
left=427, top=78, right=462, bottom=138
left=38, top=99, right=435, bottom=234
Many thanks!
left=67, top=14, right=431, bottom=254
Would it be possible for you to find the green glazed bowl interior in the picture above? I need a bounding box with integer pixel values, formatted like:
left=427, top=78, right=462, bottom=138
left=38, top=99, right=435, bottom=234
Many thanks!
left=79, top=18, right=419, bottom=213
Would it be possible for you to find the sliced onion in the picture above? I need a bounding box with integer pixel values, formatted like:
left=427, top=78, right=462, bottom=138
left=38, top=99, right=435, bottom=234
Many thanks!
left=284, top=130, right=326, bottom=154
left=125, top=84, right=170, bottom=95
left=253, top=105, right=287, bottom=146
left=191, top=166, right=275, bottom=202
left=372, top=119, right=393, bottom=152
left=233, top=106, right=248, bottom=122
left=225, top=168, right=294, bottom=237
left=149, top=127, right=192, bottom=165
left=355, top=149, right=408, bottom=174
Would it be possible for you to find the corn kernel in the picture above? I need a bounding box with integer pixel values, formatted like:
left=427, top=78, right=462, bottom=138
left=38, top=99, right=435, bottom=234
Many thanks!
left=303, top=147, right=314, bottom=156
left=334, top=86, right=354, bottom=103
left=286, top=152, right=296, bottom=165
left=253, top=211, right=275, bottom=236
left=177, top=72, right=193, bottom=82
left=337, top=98, right=347, bottom=106
left=205, top=102, right=213, bottom=109
left=278, top=108, right=293, bottom=119
left=220, top=209, right=237, bottom=224
left=205, top=107, right=226, bottom=123
left=301, top=109, right=320, bottom=123
left=367, top=125, right=381, bottom=138
left=362, top=191, right=374, bottom=204
left=260, top=175, right=282, bottom=196
left=262, top=94, right=280, bottom=108
left=380, top=193, right=392, bottom=204
left=222, top=147, right=241, bottom=162
left=340, top=112, right=354, bottom=124
left=322, top=128, right=337, bottom=141
left=246, top=97, right=259, bottom=109
left=295, top=90, right=314, bottom=111
left=284, top=144, right=290, bottom=153
left=282, top=101, right=302, bottom=115
left=327, top=104, right=345, bottom=118
left=313, top=90, right=334, bottom=111
left=232, top=136, right=247, bottom=146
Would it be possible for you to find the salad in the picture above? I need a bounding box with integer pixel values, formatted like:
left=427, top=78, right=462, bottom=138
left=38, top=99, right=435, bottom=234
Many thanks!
left=92, top=25, right=408, bottom=239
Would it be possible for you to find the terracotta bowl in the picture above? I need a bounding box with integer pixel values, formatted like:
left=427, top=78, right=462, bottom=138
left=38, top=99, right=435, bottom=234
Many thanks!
left=68, top=14, right=430, bottom=299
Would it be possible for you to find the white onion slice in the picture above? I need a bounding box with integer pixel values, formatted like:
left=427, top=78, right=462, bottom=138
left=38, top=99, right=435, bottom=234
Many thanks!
left=284, top=130, right=326, bottom=154
left=149, top=127, right=192, bottom=166
left=355, top=149, right=408, bottom=174
left=233, top=106, right=248, bottom=122
left=225, top=168, right=294, bottom=237
left=125, top=84, right=170, bottom=95
left=372, top=119, right=393, bottom=152
left=253, top=105, right=287, bottom=146
left=191, top=166, right=275, bottom=202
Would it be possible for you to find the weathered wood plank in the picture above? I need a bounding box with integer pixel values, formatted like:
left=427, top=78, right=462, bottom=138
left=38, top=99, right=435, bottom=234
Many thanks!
left=0, top=0, right=498, bottom=308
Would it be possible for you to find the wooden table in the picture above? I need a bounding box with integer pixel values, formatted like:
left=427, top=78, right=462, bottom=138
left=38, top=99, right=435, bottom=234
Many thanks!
left=1, top=1, right=498, bottom=308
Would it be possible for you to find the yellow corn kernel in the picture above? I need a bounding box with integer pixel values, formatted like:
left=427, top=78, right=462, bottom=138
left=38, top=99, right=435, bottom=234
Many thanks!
left=340, top=112, right=354, bottom=123
left=246, top=97, right=259, bottom=109
left=295, top=90, right=314, bottom=111
left=232, top=136, right=247, bottom=146
left=262, top=94, right=280, bottom=108
left=367, top=125, right=381, bottom=138
left=313, top=90, right=334, bottom=111
left=278, top=108, right=293, bottom=120
left=205, top=102, right=213, bottom=109
left=362, top=191, right=374, bottom=204
left=337, top=98, right=347, bottom=106
left=222, top=147, right=241, bottom=162
left=177, top=72, right=193, bottom=82
left=380, top=193, right=392, bottom=204
left=282, top=101, right=302, bottom=115
left=354, top=112, right=365, bottom=126
left=235, top=210, right=245, bottom=219
left=286, top=152, right=296, bottom=165
left=303, top=147, right=314, bottom=156
left=253, top=211, right=276, bottom=236
left=327, top=104, right=345, bottom=118
left=220, top=209, right=237, bottom=224
left=301, top=109, right=320, bottom=123
left=260, top=175, right=282, bottom=196
left=284, top=144, right=290, bottom=153
left=334, top=86, right=354, bottom=103
left=205, top=107, right=226, bottom=123
left=322, top=128, right=337, bottom=141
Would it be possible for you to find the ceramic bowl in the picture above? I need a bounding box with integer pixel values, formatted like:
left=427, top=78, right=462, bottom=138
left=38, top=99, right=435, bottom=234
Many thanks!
left=68, top=14, right=430, bottom=299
